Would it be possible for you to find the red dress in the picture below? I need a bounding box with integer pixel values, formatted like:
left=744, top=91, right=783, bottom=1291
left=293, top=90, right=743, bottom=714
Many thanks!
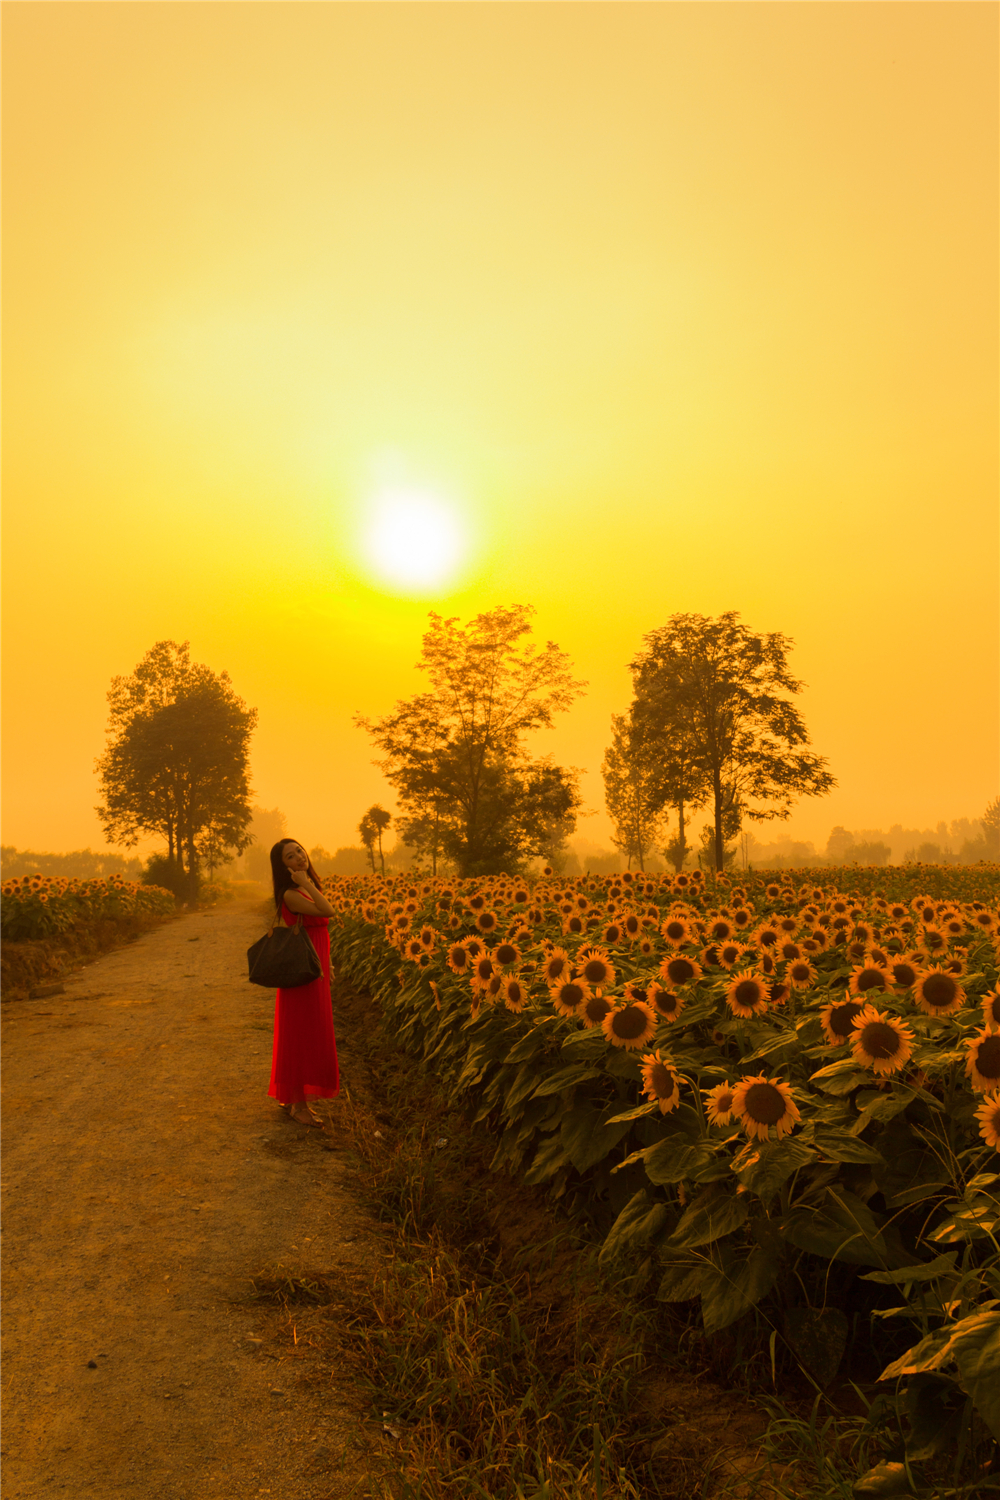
left=268, top=892, right=340, bottom=1103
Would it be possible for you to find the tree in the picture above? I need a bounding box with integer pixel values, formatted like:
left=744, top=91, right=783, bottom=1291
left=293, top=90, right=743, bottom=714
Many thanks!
left=983, top=796, right=1000, bottom=860
left=95, top=641, right=257, bottom=901
left=358, top=804, right=392, bottom=875
left=356, top=605, right=586, bottom=877
left=602, top=714, right=664, bottom=871
left=630, top=612, right=835, bottom=874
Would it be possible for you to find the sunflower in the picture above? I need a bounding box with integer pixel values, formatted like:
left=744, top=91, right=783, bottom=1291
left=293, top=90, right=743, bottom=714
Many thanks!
left=974, top=1091, right=1000, bottom=1152
left=716, top=941, right=748, bottom=971
left=417, top=951, right=433, bottom=969
left=731, top=907, right=753, bottom=930
left=731, top=1074, right=801, bottom=1141
left=970, top=910, right=998, bottom=934
left=503, top=977, right=529, bottom=1012
left=754, top=924, right=781, bottom=949
left=621, top=912, right=644, bottom=940
left=725, top=972, right=769, bottom=1019
left=601, top=921, right=625, bottom=945
left=700, top=944, right=721, bottom=968
left=844, top=939, right=869, bottom=965
left=758, top=953, right=777, bottom=977
left=390, top=913, right=412, bottom=935
left=660, top=916, right=692, bottom=948
left=786, top=959, right=817, bottom=990
left=537, top=948, right=569, bottom=986
left=866, top=945, right=892, bottom=969
left=475, top=910, right=499, bottom=934
left=622, top=979, right=650, bottom=1006
left=494, top=940, right=521, bottom=970
left=471, top=953, right=498, bottom=987
left=917, top=926, right=949, bottom=959
left=563, top=913, right=586, bottom=937
left=765, top=883, right=782, bottom=900
left=577, top=948, right=616, bottom=992
left=659, top=953, right=702, bottom=989
left=769, top=980, right=792, bottom=1007
left=807, top=928, right=829, bottom=952
left=778, top=940, right=804, bottom=964
left=707, top=917, right=735, bottom=944
left=637, top=936, right=657, bottom=959
left=965, top=1029, right=1000, bottom=1093
left=982, top=986, right=1000, bottom=1031
left=550, top=978, right=590, bottom=1017
left=818, top=998, right=864, bottom=1046
left=603, top=1001, right=658, bottom=1050
left=704, top=1082, right=736, bottom=1126
left=640, top=1052, right=683, bottom=1114
left=913, top=968, right=966, bottom=1018
left=848, top=962, right=894, bottom=999
left=462, top=936, right=486, bottom=961
left=419, top=925, right=438, bottom=949
left=580, top=994, right=614, bottom=1029
left=483, top=973, right=505, bottom=1000
left=646, top=983, right=685, bottom=1022
left=775, top=916, right=800, bottom=937
left=851, top=1006, right=914, bottom=1076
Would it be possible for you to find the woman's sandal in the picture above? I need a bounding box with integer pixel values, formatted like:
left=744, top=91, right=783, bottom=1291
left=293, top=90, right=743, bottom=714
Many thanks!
left=289, top=1105, right=324, bottom=1128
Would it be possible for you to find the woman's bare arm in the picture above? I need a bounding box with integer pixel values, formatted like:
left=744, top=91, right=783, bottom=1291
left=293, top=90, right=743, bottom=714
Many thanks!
left=282, top=871, right=336, bottom=918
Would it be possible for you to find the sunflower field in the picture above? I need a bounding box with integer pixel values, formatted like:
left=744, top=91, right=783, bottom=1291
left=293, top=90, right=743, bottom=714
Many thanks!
left=327, top=865, right=1000, bottom=1454
left=0, top=873, right=176, bottom=941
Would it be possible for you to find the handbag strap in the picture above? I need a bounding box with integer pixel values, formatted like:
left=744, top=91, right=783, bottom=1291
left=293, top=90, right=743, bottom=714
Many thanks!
left=270, top=901, right=305, bottom=937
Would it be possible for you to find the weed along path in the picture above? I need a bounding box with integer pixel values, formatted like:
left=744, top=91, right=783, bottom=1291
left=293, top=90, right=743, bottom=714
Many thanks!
left=1, top=897, right=379, bottom=1500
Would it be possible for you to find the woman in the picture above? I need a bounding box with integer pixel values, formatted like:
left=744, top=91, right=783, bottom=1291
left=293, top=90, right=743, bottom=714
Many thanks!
left=267, top=839, right=339, bottom=1126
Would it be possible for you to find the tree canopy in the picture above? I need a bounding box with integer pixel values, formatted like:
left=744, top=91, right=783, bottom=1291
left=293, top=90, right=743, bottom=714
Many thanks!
left=95, top=640, right=257, bottom=899
left=356, top=605, right=585, bottom=877
left=629, top=612, right=835, bottom=872
left=601, top=714, right=665, bottom=871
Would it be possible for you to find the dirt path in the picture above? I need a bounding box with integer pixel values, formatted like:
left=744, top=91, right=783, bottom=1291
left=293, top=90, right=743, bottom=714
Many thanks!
left=1, top=899, right=379, bottom=1500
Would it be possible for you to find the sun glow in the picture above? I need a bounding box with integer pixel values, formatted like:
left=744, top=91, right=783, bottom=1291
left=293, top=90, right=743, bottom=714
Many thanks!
left=361, top=488, right=467, bottom=594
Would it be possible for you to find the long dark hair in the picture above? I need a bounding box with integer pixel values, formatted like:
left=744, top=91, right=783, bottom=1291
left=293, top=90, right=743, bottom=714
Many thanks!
left=270, top=839, right=323, bottom=910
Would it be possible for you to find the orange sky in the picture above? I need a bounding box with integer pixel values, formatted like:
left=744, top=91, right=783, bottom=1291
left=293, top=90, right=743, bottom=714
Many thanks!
left=3, top=1, right=997, bottom=860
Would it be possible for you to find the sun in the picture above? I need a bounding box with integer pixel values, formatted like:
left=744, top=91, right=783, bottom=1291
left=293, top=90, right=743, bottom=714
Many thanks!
left=362, top=487, right=466, bottom=593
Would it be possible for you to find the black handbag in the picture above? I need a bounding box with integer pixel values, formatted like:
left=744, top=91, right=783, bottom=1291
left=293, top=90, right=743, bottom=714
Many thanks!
left=247, top=910, right=322, bottom=989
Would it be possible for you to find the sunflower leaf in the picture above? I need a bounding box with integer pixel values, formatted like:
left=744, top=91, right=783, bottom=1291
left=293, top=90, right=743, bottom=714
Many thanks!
left=736, top=1138, right=816, bottom=1201
left=606, top=1100, right=659, bottom=1124
left=523, top=1131, right=572, bottom=1186
left=778, top=1187, right=889, bottom=1267
left=701, top=1244, right=781, bottom=1334
left=559, top=1101, right=633, bottom=1174
left=743, top=1029, right=800, bottom=1062
left=861, top=1253, right=958, bottom=1285
left=812, top=1129, right=886, bottom=1165
left=531, top=1064, right=603, bottom=1098
left=666, top=1185, right=750, bottom=1250
left=642, top=1138, right=719, bottom=1186
left=599, top=1189, right=672, bottom=1266
left=655, top=1260, right=710, bottom=1303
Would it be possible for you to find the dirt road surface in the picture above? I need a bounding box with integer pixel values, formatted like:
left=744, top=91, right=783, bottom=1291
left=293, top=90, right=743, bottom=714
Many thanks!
left=1, top=899, right=378, bottom=1500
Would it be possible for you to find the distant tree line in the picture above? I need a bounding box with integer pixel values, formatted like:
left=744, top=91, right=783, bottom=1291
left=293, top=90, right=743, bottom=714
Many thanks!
left=0, top=846, right=145, bottom=880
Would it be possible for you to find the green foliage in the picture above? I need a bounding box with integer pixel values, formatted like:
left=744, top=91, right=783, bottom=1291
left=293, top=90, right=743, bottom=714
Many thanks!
left=327, top=861, right=1000, bottom=1453
left=355, top=606, right=586, bottom=876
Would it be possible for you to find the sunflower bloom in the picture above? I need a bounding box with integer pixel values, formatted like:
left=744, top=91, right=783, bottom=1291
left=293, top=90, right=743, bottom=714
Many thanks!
left=602, top=922, right=624, bottom=945
left=769, top=980, right=792, bottom=1007
left=494, top=940, right=521, bottom=970
left=503, top=978, right=528, bottom=1013
left=704, top=1082, right=736, bottom=1126
left=658, top=953, right=702, bottom=989
left=819, top=998, right=864, bottom=1046
left=541, top=947, right=573, bottom=986
left=848, top=963, right=893, bottom=999
left=577, top=948, right=616, bottom=993
left=785, top=959, right=816, bottom=991
left=637, top=937, right=657, bottom=959
left=640, top=1052, right=683, bottom=1114
left=982, top=986, right=1000, bottom=1032
left=731, top=1074, right=801, bottom=1141
left=580, top=994, right=614, bottom=1029
left=646, top=984, right=685, bottom=1023
left=913, top=968, right=966, bottom=1018
left=716, top=941, right=748, bottom=971
left=660, top=916, right=691, bottom=948
left=974, top=1092, right=1000, bottom=1152
left=724, top=972, right=769, bottom=1019
left=550, top=979, right=590, bottom=1018
left=602, top=1001, right=658, bottom=1050
left=851, top=1006, right=914, bottom=1077
left=965, top=1029, right=1000, bottom=1093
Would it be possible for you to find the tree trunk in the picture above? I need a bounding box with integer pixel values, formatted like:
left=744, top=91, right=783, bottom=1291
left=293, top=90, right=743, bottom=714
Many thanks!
left=677, top=798, right=686, bottom=867
left=714, top=773, right=724, bottom=873
left=377, top=829, right=385, bottom=876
